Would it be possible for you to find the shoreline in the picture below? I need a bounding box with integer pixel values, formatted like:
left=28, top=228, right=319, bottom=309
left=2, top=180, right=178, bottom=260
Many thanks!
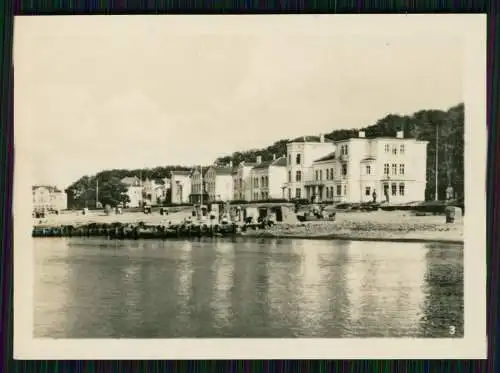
left=32, top=210, right=464, bottom=244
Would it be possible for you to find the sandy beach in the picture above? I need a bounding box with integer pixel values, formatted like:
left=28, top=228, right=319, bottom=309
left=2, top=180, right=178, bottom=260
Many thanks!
left=33, top=209, right=464, bottom=243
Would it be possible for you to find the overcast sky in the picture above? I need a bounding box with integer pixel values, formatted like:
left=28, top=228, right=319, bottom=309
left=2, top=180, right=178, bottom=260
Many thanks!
left=14, top=16, right=464, bottom=189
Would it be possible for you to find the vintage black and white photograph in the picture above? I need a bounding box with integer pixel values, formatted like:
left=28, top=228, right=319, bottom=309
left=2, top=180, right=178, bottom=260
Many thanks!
left=13, top=15, right=486, bottom=359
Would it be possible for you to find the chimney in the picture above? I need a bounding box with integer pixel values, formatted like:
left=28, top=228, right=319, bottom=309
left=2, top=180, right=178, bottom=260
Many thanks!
left=320, top=134, right=325, bottom=143
left=359, top=131, right=365, bottom=138
left=256, top=155, right=262, bottom=164
left=396, top=130, right=404, bottom=139
left=272, top=154, right=276, bottom=160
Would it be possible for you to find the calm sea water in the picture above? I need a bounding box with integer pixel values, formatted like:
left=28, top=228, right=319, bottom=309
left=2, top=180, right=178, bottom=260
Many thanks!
left=33, top=237, right=464, bottom=338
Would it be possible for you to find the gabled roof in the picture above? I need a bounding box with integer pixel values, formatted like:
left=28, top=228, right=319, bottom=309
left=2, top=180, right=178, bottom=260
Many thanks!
left=190, top=167, right=208, bottom=177
left=313, top=152, right=336, bottom=163
left=288, top=135, right=335, bottom=144
left=32, top=185, right=62, bottom=193
left=253, top=156, right=287, bottom=169
left=211, top=167, right=233, bottom=175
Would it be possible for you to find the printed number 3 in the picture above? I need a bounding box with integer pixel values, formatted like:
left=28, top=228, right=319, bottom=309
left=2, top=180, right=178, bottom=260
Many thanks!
left=449, top=326, right=456, bottom=335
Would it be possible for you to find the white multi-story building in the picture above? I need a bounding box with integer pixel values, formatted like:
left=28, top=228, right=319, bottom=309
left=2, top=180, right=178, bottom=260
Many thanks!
left=120, top=176, right=143, bottom=207
left=170, top=170, right=192, bottom=204
left=232, top=161, right=256, bottom=201
left=189, top=167, right=207, bottom=204
left=250, top=155, right=287, bottom=200
left=205, top=165, right=234, bottom=202
left=32, top=185, right=68, bottom=212
left=283, top=134, right=336, bottom=200
left=307, top=130, right=428, bottom=203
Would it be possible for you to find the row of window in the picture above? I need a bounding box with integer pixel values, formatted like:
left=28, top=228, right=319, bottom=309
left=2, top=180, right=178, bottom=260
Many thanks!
left=288, top=153, right=302, bottom=165
left=287, top=184, right=349, bottom=199
left=383, top=163, right=405, bottom=176
left=315, top=164, right=348, bottom=180
left=384, top=143, right=405, bottom=155
left=380, top=182, right=406, bottom=196
left=286, top=183, right=407, bottom=200
left=253, top=176, right=269, bottom=188
left=253, top=191, right=269, bottom=200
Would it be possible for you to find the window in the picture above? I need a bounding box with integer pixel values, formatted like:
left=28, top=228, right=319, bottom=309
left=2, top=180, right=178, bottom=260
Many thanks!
left=261, top=176, right=265, bottom=187
left=385, top=144, right=390, bottom=153
left=254, top=192, right=259, bottom=200
left=337, top=185, right=342, bottom=195
left=319, top=170, right=323, bottom=180
left=254, top=177, right=259, bottom=188
left=340, top=144, right=349, bottom=156
left=366, top=165, right=371, bottom=175
left=392, top=164, right=397, bottom=175
left=391, top=183, right=397, bottom=196
left=399, top=183, right=405, bottom=196
left=343, top=185, right=347, bottom=196
left=330, top=168, right=334, bottom=180
left=392, top=145, right=397, bottom=155
left=399, top=164, right=405, bottom=175
left=365, top=186, right=371, bottom=196
left=400, top=144, right=405, bottom=154
left=315, top=170, right=319, bottom=180
left=342, top=164, right=347, bottom=176
left=288, top=188, right=291, bottom=199
left=288, top=154, right=291, bottom=165
left=296, top=154, right=301, bottom=165
left=288, top=171, right=291, bottom=182
left=384, top=163, right=390, bottom=175
left=296, top=188, right=301, bottom=198
left=330, top=187, right=334, bottom=199
left=296, top=171, right=302, bottom=182
left=261, top=192, right=266, bottom=200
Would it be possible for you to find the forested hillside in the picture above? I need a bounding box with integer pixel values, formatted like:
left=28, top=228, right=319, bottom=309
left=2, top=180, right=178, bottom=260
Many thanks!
left=65, top=103, right=464, bottom=208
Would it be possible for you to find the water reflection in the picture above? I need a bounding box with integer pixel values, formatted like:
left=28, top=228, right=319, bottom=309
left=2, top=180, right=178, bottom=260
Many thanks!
left=33, top=237, right=464, bottom=338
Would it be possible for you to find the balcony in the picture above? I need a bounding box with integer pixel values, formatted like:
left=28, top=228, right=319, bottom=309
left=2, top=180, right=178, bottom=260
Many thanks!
left=338, top=154, right=349, bottom=162
left=305, top=180, right=325, bottom=187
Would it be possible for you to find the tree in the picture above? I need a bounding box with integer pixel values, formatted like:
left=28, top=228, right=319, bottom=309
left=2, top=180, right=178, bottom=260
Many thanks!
left=96, top=177, right=128, bottom=207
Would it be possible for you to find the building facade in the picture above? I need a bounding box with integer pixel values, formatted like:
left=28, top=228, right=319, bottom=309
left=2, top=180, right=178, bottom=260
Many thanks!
left=250, top=155, right=287, bottom=200
left=170, top=170, right=192, bottom=204
left=232, top=161, right=256, bottom=201
left=189, top=167, right=208, bottom=204
left=205, top=165, right=234, bottom=202
left=306, top=131, right=428, bottom=203
left=32, top=185, right=68, bottom=212
left=283, top=134, right=336, bottom=200
left=121, top=176, right=143, bottom=208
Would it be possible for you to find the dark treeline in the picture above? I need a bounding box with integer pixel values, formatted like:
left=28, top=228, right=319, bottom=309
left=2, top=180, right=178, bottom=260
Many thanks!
left=66, top=166, right=193, bottom=209
left=66, top=103, right=464, bottom=208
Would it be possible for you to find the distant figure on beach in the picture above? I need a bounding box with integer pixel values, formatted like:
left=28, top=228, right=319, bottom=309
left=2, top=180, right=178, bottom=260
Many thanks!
left=372, top=190, right=377, bottom=203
